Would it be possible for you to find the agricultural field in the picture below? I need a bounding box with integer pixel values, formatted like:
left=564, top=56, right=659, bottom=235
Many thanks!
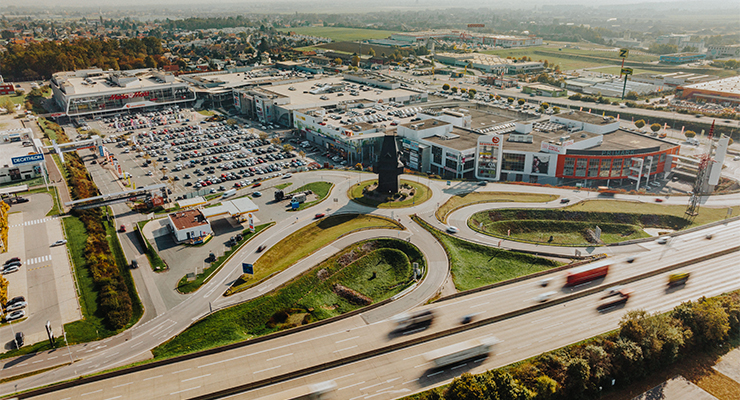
left=279, top=27, right=397, bottom=42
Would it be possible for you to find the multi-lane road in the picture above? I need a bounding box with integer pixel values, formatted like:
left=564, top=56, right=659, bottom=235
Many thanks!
left=2, top=166, right=739, bottom=399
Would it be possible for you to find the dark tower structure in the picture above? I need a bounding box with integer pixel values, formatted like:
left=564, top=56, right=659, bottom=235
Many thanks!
left=374, top=131, right=404, bottom=193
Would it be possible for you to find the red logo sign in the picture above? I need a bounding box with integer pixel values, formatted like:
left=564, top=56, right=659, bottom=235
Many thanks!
left=492, top=136, right=500, bottom=144
left=109, top=91, right=150, bottom=101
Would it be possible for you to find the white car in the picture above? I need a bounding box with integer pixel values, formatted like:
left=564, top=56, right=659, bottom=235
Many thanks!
left=536, top=291, right=557, bottom=302
left=446, top=226, right=459, bottom=234
left=656, top=236, right=669, bottom=245
left=4, top=310, right=26, bottom=322
left=52, top=239, right=67, bottom=246
left=5, top=300, right=27, bottom=312
left=1, top=265, right=19, bottom=275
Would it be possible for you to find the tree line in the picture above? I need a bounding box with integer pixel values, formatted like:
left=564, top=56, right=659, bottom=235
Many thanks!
left=0, top=37, right=166, bottom=81
left=412, top=290, right=739, bottom=400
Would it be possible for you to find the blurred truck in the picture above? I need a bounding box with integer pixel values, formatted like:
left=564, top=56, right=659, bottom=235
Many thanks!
left=256, top=380, right=336, bottom=400
left=566, top=261, right=610, bottom=286
left=392, top=310, right=435, bottom=331
left=424, top=337, right=500, bottom=368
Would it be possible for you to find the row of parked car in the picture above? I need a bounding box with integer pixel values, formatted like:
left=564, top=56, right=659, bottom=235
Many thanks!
left=3, top=256, right=27, bottom=341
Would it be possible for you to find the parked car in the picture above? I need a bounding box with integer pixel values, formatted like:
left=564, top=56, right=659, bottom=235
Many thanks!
left=119, top=225, right=126, bottom=232
left=130, top=259, right=139, bottom=269
left=315, top=213, right=326, bottom=219
left=6, top=296, right=25, bottom=306
left=656, top=236, right=669, bottom=244
left=4, top=257, right=20, bottom=265
left=1, top=265, right=20, bottom=274
left=5, top=300, right=27, bottom=312
left=252, top=191, right=262, bottom=197
left=3, top=309, right=26, bottom=322
left=560, top=198, right=571, bottom=204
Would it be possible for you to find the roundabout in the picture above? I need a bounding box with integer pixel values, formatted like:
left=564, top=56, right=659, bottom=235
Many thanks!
left=348, top=178, right=432, bottom=208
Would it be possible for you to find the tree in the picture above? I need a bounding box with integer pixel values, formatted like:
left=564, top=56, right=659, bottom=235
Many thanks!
left=552, top=106, right=560, bottom=114
left=565, top=358, right=590, bottom=396
left=541, top=102, right=549, bottom=110
left=442, top=83, right=450, bottom=91
left=489, top=93, right=495, bottom=100
left=450, top=86, right=458, bottom=93
left=0, top=98, right=14, bottom=114
left=532, top=375, right=558, bottom=400
left=650, top=123, right=662, bottom=133
left=0, top=274, right=8, bottom=306
left=351, top=55, right=360, bottom=67
left=518, top=98, right=526, bottom=106
left=674, top=298, right=730, bottom=346
left=333, top=58, right=342, bottom=65
left=258, top=131, right=268, bottom=141
left=298, top=150, right=306, bottom=158
left=15, top=89, right=25, bottom=96
left=226, top=118, right=237, bottom=126
left=685, top=130, right=696, bottom=139
left=144, top=55, right=157, bottom=68
left=507, top=97, right=515, bottom=104
left=282, top=144, right=294, bottom=153
left=468, top=88, right=477, bottom=97
left=495, top=95, right=501, bottom=100
left=270, top=137, right=282, bottom=146
left=625, top=91, right=639, bottom=100
left=368, top=48, right=375, bottom=57
left=635, top=120, right=646, bottom=129
left=445, top=373, right=486, bottom=400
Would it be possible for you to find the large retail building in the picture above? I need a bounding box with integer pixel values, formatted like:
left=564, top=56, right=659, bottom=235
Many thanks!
left=50, top=68, right=196, bottom=118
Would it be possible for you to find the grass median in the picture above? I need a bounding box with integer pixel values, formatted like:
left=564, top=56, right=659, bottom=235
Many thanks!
left=177, top=223, right=271, bottom=294
left=289, top=181, right=333, bottom=211
left=415, top=217, right=561, bottom=292
left=154, top=238, right=421, bottom=359
left=435, top=191, right=558, bottom=223
left=348, top=179, right=431, bottom=208
left=226, top=214, right=403, bottom=295
left=469, top=200, right=740, bottom=246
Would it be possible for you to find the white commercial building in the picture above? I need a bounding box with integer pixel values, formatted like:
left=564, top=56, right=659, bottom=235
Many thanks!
left=167, top=209, right=212, bottom=243
left=50, top=68, right=195, bottom=118
left=0, top=128, right=46, bottom=184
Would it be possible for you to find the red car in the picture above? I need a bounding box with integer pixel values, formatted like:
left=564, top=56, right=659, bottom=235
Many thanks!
left=252, top=183, right=261, bottom=188
left=315, top=213, right=326, bottom=219
left=655, top=198, right=664, bottom=203
left=119, top=225, right=126, bottom=232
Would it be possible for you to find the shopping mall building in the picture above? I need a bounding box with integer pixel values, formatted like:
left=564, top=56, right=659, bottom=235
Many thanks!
left=50, top=68, right=195, bottom=119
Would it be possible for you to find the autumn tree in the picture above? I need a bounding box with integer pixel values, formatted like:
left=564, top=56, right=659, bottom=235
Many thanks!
left=685, top=130, right=696, bottom=139
left=650, top=123, right=662, bottom=133
left=635, top=119, right=646, bottom=129
left=282, top=144, right=294, bottom=153
left=442, top=83, right=450, bottom=91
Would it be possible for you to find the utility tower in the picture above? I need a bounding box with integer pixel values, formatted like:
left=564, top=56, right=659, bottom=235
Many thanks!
left=685, top=121, right=716, bottom=218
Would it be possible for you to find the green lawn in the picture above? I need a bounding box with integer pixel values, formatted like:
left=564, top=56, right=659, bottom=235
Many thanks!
left=436, top=191, right=557, bottom=223
left=480, top=46, right=659, bottom=72
left=289, top=181, right=333, bottom=211
left=197, top=110, right=216, bottom=116
left=278, top=27, right=397, bottom=42
left=348, top=180, right=431, bottom=208
left=154, top=238, right=420, bottom=359
left=467, top=200, right=740, bottom=246
left=177, top=223, right=271, bottom=293
left=135, top=221, right=168, bottom=272
left=226, top=214, right=403, bottom=295
left=415, top=217, right=561, bottom=292
left=275, top=182, right=293, bottom=190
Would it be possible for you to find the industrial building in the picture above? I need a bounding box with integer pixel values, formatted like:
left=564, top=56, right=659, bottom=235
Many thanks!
left=659, top=52, right=706, bottom=64
left=434, top=53, right=544, bottom=75
left=676, top=75, right=740, bottom=105
left=707, top=44, right=740, bottom=59
left=630, top=72, right=719, bottom=88
left=522, top=84, right=568, bottom=97
left=0, top=75, right=15, bottom=96
left=391, top=30, right=543, bottom=48
left=50, top=68, right=196, bottom=118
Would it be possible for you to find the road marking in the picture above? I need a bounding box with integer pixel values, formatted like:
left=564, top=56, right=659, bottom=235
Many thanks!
left=253, top=365, right=281, bottom=374
left=338, top=381, right=366, bottom=390
left=113, top=382, right=133, bottom=388
left=414, top=362, right=430, bottom=368
left=104, top=352, right=120, bottom=358
left=266, top=353, right=293, bottom=362
left=376, top=386, right=394, bottom=392
left=182, top=374, right=211, bottom=383
left=104, top=396, right=122, bottom=400
left=198, top=353, right=249, bottom=368
left=403, top=354, right=421, bottom=361
left=474, top=357, right=486, bottom=363
left=386, top=378, right=400, bottom=383
left=17, top=362, right=27, bottom=366
left=144, top=375, right=163, bottom=381
left=170, top=386, right=201, bottom=396
left=32, top=360, right=44, bottom=364
left=427, top=371, right=444, bottom=377
left=81, top=389, right=103, bottom=396
left=172, top=368, right=192, bottom=374
left=335, top=336, right=359, bottom=344
left=333, top=345, right=358, bottom=353
left=470, top=301, right=490, bottom=308
left=360, top=382, right=384, bottom=391
left=46, top=356, right=57, bottom=360
left=451, top=363, right=467, bottom=370
left=403, top=379, right=419, bottom=385
left=335, top=373, right=355, bottom=381
left=130, top=341, right=143, bottom=348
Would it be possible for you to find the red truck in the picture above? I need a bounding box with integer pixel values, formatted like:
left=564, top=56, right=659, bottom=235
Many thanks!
left=566, top=261, right=610, bottom=286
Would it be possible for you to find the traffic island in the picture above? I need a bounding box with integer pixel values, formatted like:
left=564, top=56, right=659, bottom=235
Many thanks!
left=348, top=179, right=431, bottom=209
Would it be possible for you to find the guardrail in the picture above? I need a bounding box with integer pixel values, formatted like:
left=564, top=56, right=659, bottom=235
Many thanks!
left=187, top=244, right=740, bottom=400
left=606, top=215, right=740, bottom=247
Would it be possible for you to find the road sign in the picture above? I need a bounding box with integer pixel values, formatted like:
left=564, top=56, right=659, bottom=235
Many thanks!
left=242, top=263, right=254, bottom=275
left=619, top=48, right=629, bottom=58
left=621, top=67, right=634, bottom=75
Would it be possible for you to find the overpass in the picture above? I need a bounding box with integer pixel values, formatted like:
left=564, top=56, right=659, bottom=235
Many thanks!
left=65, top=184, right=166, bottom=210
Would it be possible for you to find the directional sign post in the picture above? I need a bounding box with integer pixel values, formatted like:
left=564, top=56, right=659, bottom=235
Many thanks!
left=620, top=67, right=634, bottom=100
left=242, top=263, right=254, bottom=275
left=618, top=48, right=629, bottom=78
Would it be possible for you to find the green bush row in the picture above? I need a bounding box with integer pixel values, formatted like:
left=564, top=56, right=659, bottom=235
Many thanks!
left=479, top=209, right=690, bottom=229
left=409, top=291, right=740, bottom=400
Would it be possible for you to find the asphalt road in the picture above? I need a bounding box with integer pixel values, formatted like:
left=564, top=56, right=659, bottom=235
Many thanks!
left=16, top=220, right=739, bottom=400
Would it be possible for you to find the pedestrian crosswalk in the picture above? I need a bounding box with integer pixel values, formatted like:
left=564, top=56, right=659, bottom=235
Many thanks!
left=11, top=217, right=52, bottom=228
left=26, top=255, right=52, bottom=265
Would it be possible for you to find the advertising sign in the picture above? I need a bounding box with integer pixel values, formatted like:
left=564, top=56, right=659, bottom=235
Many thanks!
left=476, top=134, right=503, bottom=181
left=242, top=263, right=254, bottom=275
left=531, top=154, right=551, bottom=174
left=11, top=153, right=44, bottom=165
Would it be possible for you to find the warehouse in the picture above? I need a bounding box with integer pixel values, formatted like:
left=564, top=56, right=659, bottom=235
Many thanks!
left=676, top=75, right=740, bottom=106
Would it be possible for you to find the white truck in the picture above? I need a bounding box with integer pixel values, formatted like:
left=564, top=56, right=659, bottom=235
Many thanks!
left=392, top=309, right=435, bottom=330
left=424, top=337, right=500, bottom=368
left=222, top=189, right=237, bottom=198
left=291, top=193, right=307, bottom=204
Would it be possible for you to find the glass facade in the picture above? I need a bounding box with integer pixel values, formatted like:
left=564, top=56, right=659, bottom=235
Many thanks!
left=432, top=146, right=442, bottom=165
left=66, top=86, right=195, bottom=116
left=575, top=158, right=587, bottom=177
left=610, top=158, right=623, bottom=177
left=599, top=159, right=611, bottom=177
left=502, top=153, right=526, bottom=172
left=563, top=157, right=575, bottom=176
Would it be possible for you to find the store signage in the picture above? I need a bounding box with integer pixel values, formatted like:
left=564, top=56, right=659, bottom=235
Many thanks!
left=478, top=135, right=501, bottom=148
left=12, top=153, right=44, bottom=165
left=567, top=146, right=660, bottom=156
left=109, top=91, right=150, bottom=101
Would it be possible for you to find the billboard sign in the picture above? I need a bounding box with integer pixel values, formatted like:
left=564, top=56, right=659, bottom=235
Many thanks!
left=12, top=153, right=44, bottom=165
left=476, top=134, right=503, bottom=181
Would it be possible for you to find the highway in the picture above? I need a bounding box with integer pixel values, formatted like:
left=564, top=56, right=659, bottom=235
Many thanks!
left=11, top=218, right=739, bottom=399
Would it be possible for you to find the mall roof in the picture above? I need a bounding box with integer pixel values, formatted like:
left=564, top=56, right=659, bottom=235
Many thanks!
left=557, top=110, right=619, bottom=125
left=55, top=69, right=187, bottom=96
left=423, top=127, right=482, bottom=151
left=680, top=75, right=740, bottom=95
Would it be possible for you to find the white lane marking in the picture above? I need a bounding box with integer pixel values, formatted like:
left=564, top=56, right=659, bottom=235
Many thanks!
left=403, top=379, right=419, bottom=385
left=172, top=368, right=191, bottom=375
left=266, top=353, right=293, bottom=362
left=253, top=365, right=281, bottom=374
left=81, top=389, right=103, bottom=396
left=414, top=362, right=430, bottom=368
left=360, top=382, right=384, bottom=391
left=376, top=386, right=394, bottom=392
left=386, top=378, right=400, bottom=383
left=335, top=336, right=360, bottom=344
left=333, top=345, right=358, bottom=353
left=427, top=371, right=444, bottom=377
left=170, top=386, right=201, bottom=396
left=451, top=363, right=467, bottom=370
left=113, top=382, right=134, bottom=388
left=338, top=381, right=366, bottom=391
left=198, top=353, right=249, bottom=369
left=335, top=373, right=355, bottom=381
left=104, top=352, right=120, bottom=358
left=104, top=396, right=122, bottom=400
left=130, top=341, right=143, bottom=348
left=144, top=375, right=163, bottom=381
left=470, top=301, right=490, bottom=308
left=47, top=356, right=57, bottom=360
left=182, top=374, right=211, bottom=383
left=32, top=360, right=44, bottom=364
left=474, top=357, right=486, bottom=363
left=403, top=354, right=421, bottom=361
